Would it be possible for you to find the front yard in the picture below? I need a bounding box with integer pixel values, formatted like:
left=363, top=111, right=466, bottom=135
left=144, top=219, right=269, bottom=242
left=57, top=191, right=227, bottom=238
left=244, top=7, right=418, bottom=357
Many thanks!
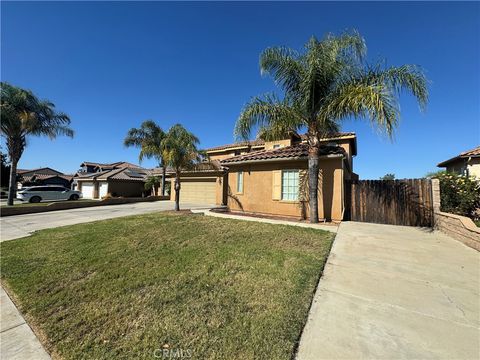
left=0, top=212, right=333, bottom=359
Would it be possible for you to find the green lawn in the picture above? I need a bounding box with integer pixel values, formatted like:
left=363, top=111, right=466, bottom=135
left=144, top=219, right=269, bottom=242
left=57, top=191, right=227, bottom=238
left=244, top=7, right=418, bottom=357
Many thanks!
left=0, top=212, right=333, bottom=360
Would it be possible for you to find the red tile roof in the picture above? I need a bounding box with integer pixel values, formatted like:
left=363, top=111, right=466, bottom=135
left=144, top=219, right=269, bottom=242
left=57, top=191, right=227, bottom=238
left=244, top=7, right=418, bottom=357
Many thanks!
left=206, top=132, right=356, bottom=152
left=220, top=144, right=346, bottom=165
left=437, top=146, right=480, bottom=167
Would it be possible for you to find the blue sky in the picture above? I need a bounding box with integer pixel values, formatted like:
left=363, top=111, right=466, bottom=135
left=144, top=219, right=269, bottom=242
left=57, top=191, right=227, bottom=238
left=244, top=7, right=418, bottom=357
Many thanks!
left=2, top=1, right=479, bottom=178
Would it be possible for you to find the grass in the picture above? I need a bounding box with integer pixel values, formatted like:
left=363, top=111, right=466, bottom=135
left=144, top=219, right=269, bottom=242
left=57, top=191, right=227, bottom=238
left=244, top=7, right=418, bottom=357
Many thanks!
left=0, top=212, right=334, bottom=360
left=475, top=220, right=480, bottom=227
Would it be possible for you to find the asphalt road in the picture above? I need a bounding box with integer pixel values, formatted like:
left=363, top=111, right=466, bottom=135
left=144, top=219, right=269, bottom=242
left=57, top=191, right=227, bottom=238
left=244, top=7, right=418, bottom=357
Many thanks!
left=0, top=201, right=215, bottom=242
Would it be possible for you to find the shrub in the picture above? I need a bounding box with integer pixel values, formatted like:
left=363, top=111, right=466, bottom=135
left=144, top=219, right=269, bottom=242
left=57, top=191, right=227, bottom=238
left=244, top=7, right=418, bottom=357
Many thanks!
left=435, top=173, right=480, bottom=220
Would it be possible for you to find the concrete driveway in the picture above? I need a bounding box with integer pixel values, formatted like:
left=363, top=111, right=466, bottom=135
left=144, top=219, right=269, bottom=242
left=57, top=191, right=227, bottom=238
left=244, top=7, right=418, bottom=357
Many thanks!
left=297, top=221, right=480, bottom=359
left=0, top=201, right=215, bottom=242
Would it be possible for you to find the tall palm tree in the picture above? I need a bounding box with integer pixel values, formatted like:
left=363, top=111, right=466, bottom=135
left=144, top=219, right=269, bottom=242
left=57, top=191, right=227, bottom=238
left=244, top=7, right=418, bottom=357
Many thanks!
left=0, top=83, right=73, bottom=206
left=124, top=120, right=167, bottom=196
left=235, top=31, right=428, bottom=223
left=161, top=124, right=202, bottom=211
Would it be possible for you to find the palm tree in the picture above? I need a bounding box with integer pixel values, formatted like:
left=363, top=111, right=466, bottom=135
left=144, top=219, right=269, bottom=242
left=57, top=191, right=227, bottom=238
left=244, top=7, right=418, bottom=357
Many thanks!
left=144, top=175, right=161, bottom=196
left=0, top=83, right=73, bottom=206
left=161, top=124, right=202, bottom=211
left=235, top=31, right=428, bottom=223
left=124, top=120, right=167, bottom=196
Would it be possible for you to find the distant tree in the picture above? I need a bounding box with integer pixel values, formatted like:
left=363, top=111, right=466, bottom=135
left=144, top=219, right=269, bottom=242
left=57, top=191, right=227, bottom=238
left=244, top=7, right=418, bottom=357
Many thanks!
left=235, top=31, right=428, bottom=223
left=161, top=124, right=203, bottom=211
left=0, top=83, right=73, bottom=205
left=144, top=175, right=161, bottom=196
left=124, top=120, right=167, bottom=197
left=380, top=173, right=395, bottom=180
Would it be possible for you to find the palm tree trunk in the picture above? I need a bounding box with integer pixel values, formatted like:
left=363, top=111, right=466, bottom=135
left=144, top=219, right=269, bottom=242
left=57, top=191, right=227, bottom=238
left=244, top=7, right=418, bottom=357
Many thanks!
left=174, top=171, right=181, bottom=211
left=307, top=128, right=321, bottom=223
left=308, top=150, right=320, bottom=223
left=161, top=165, right=166, bottom=197
left=7, top=158, right=18, bottom=206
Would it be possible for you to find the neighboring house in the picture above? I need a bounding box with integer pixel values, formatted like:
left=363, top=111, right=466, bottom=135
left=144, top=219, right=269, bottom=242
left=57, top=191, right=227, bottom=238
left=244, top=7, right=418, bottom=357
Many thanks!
left=17, top=167, right=73, bottom=189
left=156, top=132, right=358, bottom=222
left=74, top=161, right=150, bottom=199
left=437, top=146, right=480, bottom=178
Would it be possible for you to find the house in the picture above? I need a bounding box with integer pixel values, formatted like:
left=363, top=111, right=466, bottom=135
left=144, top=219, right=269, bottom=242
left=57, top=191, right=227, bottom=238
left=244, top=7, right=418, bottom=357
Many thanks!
left=437, top=146, right=480, bottom=178
left=158, top=132, right=357, bottom=222
left=17, top=167, right=73, bottom=189
left=74, top=161, right=151, bottom=199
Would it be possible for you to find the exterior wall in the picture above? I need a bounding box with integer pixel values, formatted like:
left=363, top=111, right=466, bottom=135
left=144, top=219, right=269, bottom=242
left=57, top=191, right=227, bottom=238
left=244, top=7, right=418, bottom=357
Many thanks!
left=264, top=139, right=292, bottom=150
left=467, top=158, right=480, bottom=178
left=445, top=160, right=468, bottom=176
left=226, top=157, right=344, bottom=221
left=444, top=158, right=480, bottom=178
left=107, top=181, right=145, bottom=197
left=209, top=152, right=238, bottom=161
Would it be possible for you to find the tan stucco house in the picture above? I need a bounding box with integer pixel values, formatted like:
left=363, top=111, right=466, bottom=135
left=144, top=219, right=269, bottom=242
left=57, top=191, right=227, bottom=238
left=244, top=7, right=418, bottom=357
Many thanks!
left=437, top=146, right=480, bottom=178
left=159, top=132, right=358, bottom=222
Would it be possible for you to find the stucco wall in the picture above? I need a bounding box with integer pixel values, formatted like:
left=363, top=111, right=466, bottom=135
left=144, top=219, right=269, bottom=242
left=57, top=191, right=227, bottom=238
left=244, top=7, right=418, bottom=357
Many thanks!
left=226, top=157, right=344, bottom=221
left=467, top=158, right=480, bottom=178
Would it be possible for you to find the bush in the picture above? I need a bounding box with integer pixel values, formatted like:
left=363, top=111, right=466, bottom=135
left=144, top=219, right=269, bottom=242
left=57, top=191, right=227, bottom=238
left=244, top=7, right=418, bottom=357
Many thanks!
left=435, top=173, right=480, bottom=220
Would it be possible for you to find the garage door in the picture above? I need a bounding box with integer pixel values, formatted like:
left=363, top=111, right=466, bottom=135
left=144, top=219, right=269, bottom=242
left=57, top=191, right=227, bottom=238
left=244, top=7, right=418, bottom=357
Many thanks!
left=179, top=179, right=216, bottom=204
left=99, top=182, right=108, bottom=199
left=81, top=182, right=95, bottom=199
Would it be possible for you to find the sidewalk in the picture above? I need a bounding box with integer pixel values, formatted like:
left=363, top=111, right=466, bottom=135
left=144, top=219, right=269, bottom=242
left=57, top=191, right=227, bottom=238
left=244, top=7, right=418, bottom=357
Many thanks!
left=1, top=287, right=50, bottom=359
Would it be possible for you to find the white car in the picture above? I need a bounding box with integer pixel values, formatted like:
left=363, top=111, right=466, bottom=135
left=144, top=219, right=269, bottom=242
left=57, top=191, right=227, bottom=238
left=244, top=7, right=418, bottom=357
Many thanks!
left=17, top=186, right=83, bottom=203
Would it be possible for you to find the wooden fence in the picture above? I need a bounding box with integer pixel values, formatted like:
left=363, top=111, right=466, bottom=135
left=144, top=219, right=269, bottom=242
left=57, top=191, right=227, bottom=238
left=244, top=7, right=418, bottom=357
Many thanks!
left=345, top=179, right=434, bottom=227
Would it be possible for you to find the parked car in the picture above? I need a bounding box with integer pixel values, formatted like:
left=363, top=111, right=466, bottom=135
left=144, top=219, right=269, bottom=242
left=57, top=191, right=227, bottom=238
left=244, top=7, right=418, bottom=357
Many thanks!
left=17, top=186, right=82, bottom=203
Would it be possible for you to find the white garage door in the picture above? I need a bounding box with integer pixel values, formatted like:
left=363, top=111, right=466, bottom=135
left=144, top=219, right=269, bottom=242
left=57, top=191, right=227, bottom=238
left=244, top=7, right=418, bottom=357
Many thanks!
left=81, top=182, right=95, bottom=199
left=99, top=182, right=108, bottom=199
left=179, top=179, right=216, bottom=204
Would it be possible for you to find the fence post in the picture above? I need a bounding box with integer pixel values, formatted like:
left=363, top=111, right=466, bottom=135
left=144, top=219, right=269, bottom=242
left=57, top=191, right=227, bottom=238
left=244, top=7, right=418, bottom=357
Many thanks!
left=431, top=178, right=441, bottom=227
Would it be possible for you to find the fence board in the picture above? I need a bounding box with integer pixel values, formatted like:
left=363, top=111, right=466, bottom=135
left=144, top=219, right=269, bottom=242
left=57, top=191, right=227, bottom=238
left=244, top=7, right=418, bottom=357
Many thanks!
left=346, top=179, right=434, bottom=227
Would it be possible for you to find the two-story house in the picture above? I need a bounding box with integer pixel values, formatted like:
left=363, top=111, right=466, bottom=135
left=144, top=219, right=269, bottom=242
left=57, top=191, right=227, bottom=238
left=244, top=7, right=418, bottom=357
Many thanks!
left=160, top=132, right=358, bottom=222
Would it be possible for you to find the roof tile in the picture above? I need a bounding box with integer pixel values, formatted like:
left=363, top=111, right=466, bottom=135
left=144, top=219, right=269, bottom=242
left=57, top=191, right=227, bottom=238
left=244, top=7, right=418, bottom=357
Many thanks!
left=220, top=144, right=345, bottom=164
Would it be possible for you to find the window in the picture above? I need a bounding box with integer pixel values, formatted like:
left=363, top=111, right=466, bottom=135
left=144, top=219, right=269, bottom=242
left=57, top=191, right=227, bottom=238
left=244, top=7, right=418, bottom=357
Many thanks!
left=281, top=170, right=299, bottom=201
left=237, top=171, right=244, bottom=193
left=273, top=144, right=281, bottom=149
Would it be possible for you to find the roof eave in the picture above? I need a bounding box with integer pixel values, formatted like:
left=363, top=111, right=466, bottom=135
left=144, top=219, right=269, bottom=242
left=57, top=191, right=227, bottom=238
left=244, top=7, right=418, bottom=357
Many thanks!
left=221, top=153, right=344, bottom=166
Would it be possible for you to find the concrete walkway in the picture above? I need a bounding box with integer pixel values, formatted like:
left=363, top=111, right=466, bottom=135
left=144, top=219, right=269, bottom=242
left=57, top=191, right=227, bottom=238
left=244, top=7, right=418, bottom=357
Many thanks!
left=297, top=221, right=480, bottom=359
left=195, top=209, right=338, bottom=233
left=1, top=288, right=50, bottom=359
